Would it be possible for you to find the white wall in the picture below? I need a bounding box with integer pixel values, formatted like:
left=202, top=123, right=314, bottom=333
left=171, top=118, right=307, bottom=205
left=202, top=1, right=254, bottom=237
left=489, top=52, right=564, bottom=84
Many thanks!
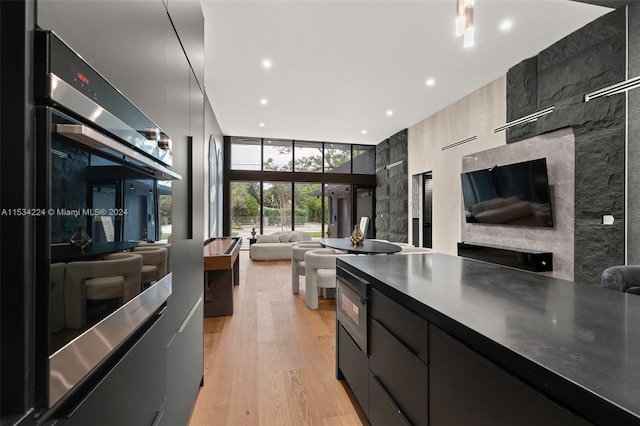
left=408, top=76, right=506, bottom=255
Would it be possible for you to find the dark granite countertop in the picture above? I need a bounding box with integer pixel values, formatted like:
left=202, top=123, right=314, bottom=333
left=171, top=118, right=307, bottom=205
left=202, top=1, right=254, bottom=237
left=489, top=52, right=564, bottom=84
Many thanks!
left=337, top=253, right=640, bottom=426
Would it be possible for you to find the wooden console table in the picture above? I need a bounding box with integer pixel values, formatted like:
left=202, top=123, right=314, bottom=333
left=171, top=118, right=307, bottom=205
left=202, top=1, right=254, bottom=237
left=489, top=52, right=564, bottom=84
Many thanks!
left=203, top=237, right=242, bottom=317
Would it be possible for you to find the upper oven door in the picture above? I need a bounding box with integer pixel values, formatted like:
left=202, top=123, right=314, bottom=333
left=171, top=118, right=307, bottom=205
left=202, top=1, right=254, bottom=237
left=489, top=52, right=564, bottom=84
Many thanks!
left=35, top=30, right=176, bottom=171
left=46, top=107, right=178, bottom=246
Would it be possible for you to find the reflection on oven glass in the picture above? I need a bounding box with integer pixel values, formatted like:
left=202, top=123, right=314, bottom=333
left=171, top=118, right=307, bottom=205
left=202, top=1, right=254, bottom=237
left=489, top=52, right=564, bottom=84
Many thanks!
left=341, top=294, right=360, bottom=326
left=49, top=127, right=172, bottom=355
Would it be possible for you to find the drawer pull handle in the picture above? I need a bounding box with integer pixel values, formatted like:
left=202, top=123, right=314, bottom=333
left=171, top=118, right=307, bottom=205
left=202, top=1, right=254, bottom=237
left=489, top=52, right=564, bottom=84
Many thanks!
left=371, top=374, right=411, bottom=425
left=372, top=318, right=421, bottom=359
left=337, top=266, right=370, bottom=288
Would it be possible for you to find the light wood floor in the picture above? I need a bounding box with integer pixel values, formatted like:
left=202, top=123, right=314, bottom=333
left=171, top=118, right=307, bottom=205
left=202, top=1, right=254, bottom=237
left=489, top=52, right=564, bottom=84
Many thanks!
left=188, top=251, right=365, bottom=426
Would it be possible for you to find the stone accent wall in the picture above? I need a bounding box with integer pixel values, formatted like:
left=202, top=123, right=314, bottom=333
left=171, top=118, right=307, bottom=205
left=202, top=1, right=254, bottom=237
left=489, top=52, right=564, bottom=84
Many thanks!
left=506, top=8, right=626, bottom=285
left=376, top=129, right=408, bottom=242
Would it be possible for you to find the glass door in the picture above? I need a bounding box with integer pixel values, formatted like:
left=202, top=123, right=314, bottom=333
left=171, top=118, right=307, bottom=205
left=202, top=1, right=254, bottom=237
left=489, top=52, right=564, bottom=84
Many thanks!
left=325, top=183, right=352, bottom=238
left=90, top=183, right=119, bottom=242
left=123, top=179, right=156, bottom=242
left=354, top=186, right=375, bottom=239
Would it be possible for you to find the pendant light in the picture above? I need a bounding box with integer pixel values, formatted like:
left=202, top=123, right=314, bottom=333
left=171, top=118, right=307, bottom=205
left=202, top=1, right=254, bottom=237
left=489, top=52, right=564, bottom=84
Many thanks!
left=455, top=0, right=475, bottom=48
left=464, top=0, right=474, bottom=48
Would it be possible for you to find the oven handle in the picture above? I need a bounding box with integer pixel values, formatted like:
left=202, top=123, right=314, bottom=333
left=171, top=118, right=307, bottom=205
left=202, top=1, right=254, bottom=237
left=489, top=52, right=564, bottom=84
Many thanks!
left=336, top=266, right=369, bottom=298
left=56, top=124, right=181, bottom=180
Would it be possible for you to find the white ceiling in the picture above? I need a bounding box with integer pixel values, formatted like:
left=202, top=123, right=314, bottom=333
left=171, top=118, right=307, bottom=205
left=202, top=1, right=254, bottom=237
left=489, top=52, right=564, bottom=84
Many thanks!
left=201, top=1, right=611, bottom=145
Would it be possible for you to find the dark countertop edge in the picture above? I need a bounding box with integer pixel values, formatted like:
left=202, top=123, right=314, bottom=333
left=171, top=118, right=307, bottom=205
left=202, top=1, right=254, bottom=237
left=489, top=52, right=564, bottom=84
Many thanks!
left=336, top=258, right=640, bottom=426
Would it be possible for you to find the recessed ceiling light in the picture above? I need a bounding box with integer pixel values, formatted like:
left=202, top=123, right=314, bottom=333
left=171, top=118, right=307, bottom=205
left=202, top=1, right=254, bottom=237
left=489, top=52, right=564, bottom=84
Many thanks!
left=259, top=122, right=265, bottom=127
left=361, top=130, right=367, bottom=135
left=260, top=98, right=268, bottom=106
left=386, top=110, right=394, bottom=116
left=500, top=19, right=513, bottom=31
left=262, top=59, right=272, bottom=69
left=426, top=78, right=435, bottom=87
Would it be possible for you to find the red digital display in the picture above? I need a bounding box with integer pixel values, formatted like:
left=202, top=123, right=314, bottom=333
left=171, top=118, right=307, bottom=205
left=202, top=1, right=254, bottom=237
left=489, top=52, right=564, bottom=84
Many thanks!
left=77, top=72, right=89, bottom=85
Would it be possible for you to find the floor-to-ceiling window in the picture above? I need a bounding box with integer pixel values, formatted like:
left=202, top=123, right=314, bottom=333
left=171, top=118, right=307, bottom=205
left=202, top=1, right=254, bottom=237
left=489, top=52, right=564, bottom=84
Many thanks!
left=231, top=137, right=261, bottom=170
left=324, top=143, right=351, bottom=173
left=263, top=139, right=292, bottom=171
left=294, top=141, right=323, bottom=173
left=158, top=181, right=172, bottom=240
left=230, top=181, right=261, bottom=244
left=294, top=183, right=325, bottom=238
left=263, top=181, right=292, bottom=233
left=224, top=137, right=376, bottom=242
left=352, top=145, right=375, bottom=174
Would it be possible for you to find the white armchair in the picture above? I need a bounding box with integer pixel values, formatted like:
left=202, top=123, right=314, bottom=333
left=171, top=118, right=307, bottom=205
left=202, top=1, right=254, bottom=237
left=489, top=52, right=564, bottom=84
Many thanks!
left=136, top=242, right=172, bottom=273
left=291, top=242, right=323, bottom=294
left=133, top=246, right=168, bottom=285
left=304, top=248, right=348, bottom=310
left=64, top=253, right=142, bottom=328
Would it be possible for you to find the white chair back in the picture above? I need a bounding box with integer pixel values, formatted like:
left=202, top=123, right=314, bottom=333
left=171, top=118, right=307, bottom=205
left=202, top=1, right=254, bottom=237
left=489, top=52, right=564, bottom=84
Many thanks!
left=64, top=254, right=143, bottom=328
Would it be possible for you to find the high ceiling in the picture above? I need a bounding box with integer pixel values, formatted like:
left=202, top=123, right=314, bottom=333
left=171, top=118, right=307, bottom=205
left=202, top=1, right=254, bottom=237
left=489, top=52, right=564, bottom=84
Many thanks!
left=201, top=1, right=611, bottom=145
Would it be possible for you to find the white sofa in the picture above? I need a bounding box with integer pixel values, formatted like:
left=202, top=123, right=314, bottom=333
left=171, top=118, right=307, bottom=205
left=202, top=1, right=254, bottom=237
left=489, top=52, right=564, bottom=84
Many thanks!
left=250, top=231, right=313, bottom=260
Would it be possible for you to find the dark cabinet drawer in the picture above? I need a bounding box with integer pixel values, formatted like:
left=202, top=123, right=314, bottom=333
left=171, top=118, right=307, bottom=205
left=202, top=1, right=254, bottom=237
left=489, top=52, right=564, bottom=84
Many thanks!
left=338, top=324, right=369, bottom=416
left=370, top=319, right=428, bottom=426
left=369, top=372, right=411, bottom=426
left=429, top=325, right=594, bottom=426
left=60, top=313, right=167, bottom=426
left=371, top=288, right=429, bottom=364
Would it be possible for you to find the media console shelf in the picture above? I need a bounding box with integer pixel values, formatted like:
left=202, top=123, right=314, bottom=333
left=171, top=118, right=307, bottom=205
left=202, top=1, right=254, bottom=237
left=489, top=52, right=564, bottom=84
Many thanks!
left=457, top=242, right=552, bottom=272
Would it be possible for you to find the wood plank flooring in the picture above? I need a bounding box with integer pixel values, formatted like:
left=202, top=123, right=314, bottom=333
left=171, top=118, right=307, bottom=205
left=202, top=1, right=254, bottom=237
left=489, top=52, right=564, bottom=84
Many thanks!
left=188, top=251, right=365, bottom=426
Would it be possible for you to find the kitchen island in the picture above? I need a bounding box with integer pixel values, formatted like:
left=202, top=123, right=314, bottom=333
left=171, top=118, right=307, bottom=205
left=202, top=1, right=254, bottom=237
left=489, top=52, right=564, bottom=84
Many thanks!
left=336, top=253, right=640, bottom=426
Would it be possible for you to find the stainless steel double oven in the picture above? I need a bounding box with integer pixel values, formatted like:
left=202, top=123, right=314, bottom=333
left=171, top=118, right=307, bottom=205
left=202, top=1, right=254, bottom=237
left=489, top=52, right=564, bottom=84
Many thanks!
left=33, top=30, right=180, bottom=412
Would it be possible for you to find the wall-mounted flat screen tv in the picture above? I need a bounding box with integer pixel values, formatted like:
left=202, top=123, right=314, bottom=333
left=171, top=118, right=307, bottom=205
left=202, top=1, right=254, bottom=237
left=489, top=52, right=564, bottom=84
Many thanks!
left=461, top=158, right=553, bottom=227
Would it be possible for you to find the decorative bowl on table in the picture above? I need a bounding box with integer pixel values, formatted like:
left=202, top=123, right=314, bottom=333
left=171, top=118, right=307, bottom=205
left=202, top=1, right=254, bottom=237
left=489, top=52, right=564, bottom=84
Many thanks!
left=350, top=225, right=364, bottom=246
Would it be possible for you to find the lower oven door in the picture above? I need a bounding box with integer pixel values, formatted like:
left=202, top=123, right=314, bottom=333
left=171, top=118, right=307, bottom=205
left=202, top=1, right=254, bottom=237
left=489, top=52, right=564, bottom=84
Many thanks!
left=336, top=277, right=368, bottom=354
